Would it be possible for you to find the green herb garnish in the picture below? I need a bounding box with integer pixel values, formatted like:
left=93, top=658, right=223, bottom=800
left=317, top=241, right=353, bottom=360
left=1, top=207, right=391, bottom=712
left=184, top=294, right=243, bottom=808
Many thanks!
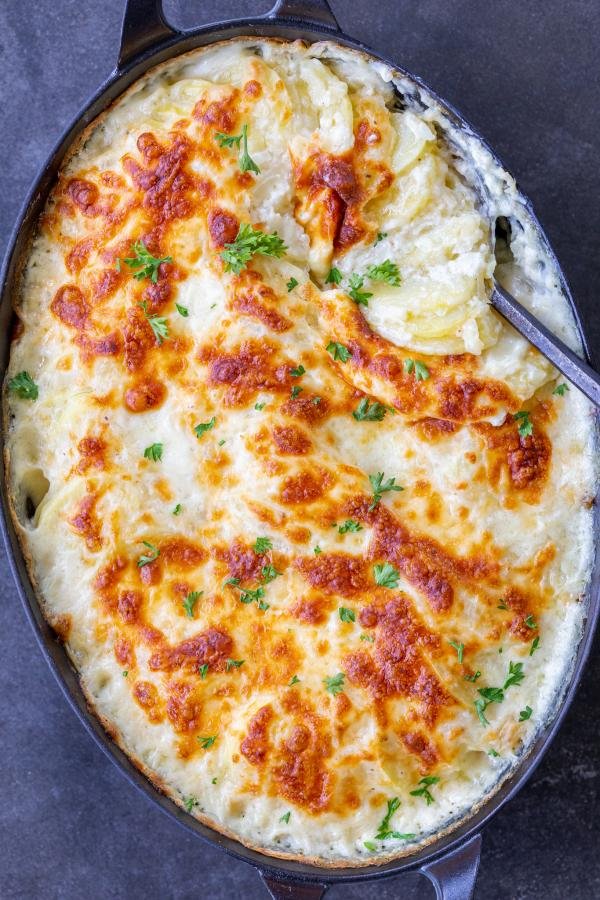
left=373, top=562, right=400, bottom=589
left=183, top=591, right=202, bottom=618
left=122, top=240, right=171, bottom=283
left=143, top=442, right=163, bottom=462
left=324, top=673, right=345, bottom=695
left=8, top=371, right=38, bottom=400
left=220, top=223, right=286, bottom=275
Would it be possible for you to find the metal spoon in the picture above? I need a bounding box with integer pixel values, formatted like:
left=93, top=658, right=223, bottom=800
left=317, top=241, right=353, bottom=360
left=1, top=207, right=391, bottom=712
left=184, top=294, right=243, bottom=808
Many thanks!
left=491, top=282, right=600, bottom=407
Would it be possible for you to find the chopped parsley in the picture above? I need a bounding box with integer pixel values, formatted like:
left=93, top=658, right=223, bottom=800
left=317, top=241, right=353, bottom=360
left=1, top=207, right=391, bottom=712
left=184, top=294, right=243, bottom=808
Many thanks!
left=324, top=673, right=345, bottom=695
left=172, top=503, right=182, bottom=516
left=410, top=776, right=440, bottom=805
left=524, top=614, right=538, bottom=629
left=137, top=540, right=159, bottom=567
left=404, top=358, right=430, bottom=380
left=240, top=586, right=269, bottom=611
left=215, top=124, right=260, bottom=174
left=121, top=240, right=171, bottom=283
left=286, top=277, right=299, bottom=292
left=197, top=735, right=217, bottom=750
left=374, top=231, right=388, bottom=245
left=194, top=417, right=216, bottom=439
left=353, top=397, right=387, bottom=421
left=514, top=410, right=533, bottom=438
left=360, top=633, right=375, bottom=643
left=313, top=545, right=322, bottom=555
left=553, top=382, right=569, bottom=396
left=253, top=536, right=272, bottom=554
left=374, top=797, right=415, bottom=841
left=290, top=364, right=306, bottom=377
left=369, top=471, right=404, bottom=510
left=373, top=562, right=400, bottom=589
left=288, top=675, right=300, bottom=686
left=325, top=267, right=342, bottom=285
left=474, top=660, right=526, bottom=726
left=226, top=658, right=245, bottom=671
left=290, top=385, right=303, bottom=399
left=449, top=640, right=465, bottom=664
left=464, top=671, right=481, bottom=682
left=530, top=636, right=540, bottom=656
left=199, top=664, right=208, bottom=679
left=326, top=341, right=351, bottom=362
left=8, top=371, right=38, bottom=400
left=347, top=273, right=372, bottom=306
left=175, top=303, right=188, bottom=317
left=487, top=748, right=500, bottom=758
left=122, top=670, right=128, bottom=677
left=143, top=442, right=163, bottom=462
left=519, top=705, right=533, bottom=721
left=338, top=519, right=362, bottom=534
left=364, top=841, right=378, bottom=852
left=138, top=300, right=169, bottom=344
left=220, top=223, right=287, bottom=275
left=280, top=811, right=291, bottom=824
left=184, top=797, right=198, bottom=813
left=497, top=598, right=509, bottom=610
left=338, top=607, right=356, bottom=623
left=254, top=402, right=266, bottom=411
left=504, top=660, right=525, bottom=689
left=261, top=564, right=280, bottom=583
left=366, top=260, right=401, bottom=286
left=183, top=591, right=202, bottom=618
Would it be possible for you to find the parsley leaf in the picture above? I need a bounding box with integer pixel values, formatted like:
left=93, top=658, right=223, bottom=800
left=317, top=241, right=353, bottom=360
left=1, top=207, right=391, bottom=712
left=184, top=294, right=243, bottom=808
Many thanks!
left=313, top=545, right=322, bottom=555
left=254, top=402, right=266, bottom=411
left=360, top=633, right=375, bottom=642
left=172, top=503, right=182, bottom=516
left=288, top=675, right=300, bottom=686
left=122, top=240, right=171, bottom=283
left=464, top=671, right=481, bottom=682
left=338, top=519, right=362, bottom=534
left=286, top=277, right=299, bottom=292
left=325, top=267, right=342, bottom=285
left=347, top=273, right=372, bottom=306
left=514, top=410, right=533, bottom=437
left=324, top=673, right=345, bottom=695
left=373, top=562, right=400, bottom=589
left=238, top=124, right=260, bottom=174
left=553, top=382, right=569, bottom=396
left=375, top=797, right=405, bottom=840
left=137, top=540, right=159, bottom=567
left=487, top=748, right=500, bottom=758
left=339, top=607, right=356, bottom=623
left=504, top=661, right=525, bottom=689
left=530, top=636, right=540, bottom=656
left=184, top=797, right=198, bottom=813
left=410, top=776, right=440, bottom=805
left=404, top=358, right=430, bottom=380
left=366, top=260, right=401, bottom=286
left=226, top=658, right=245, bottom=671
left=215, top=131, right=243, bottom=148
left=279, top=811, right=291, bottom=824
left=497, top=598, right=509, bottom=610
left=194, top=417, right=216, bottom=439
left=220, top=223, right=287, bottom=275
left=199, top=664, right=209, bottom=679
left=449, top=640, right=465, bottom=664
left=261, top=564, right=281, bottom=583
left=291, top=385, right=303, bottom=399
left=290, top=364, right=305, bottom=377
left=253, top=536, right=272, bottom=554
left=176, top=303, right=189, bottom=317
left=353, top=397, right=387, bottom=421
left=374, top=232, right=388, bottom=245
left=143, top=442, right=163, bottom=462
left=183, top=591, right=202, bottom=618
left=8, top=371, right=38, bottom=400
left=138, top=300, right=169, bottom=344
left=369, top=471, right=404, bottom=509
left=524, top=614, right=537, bottom=629
left=197, top=735, right=217, bottom=749
left=519, top=705, right=533, bottom=721
left=326, top=341, right=351, bottom=362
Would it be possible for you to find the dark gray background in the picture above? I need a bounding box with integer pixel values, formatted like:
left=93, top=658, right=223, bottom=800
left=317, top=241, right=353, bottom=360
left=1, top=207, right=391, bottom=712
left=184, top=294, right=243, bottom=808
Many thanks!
left=1, top=1, right=598, bottom=898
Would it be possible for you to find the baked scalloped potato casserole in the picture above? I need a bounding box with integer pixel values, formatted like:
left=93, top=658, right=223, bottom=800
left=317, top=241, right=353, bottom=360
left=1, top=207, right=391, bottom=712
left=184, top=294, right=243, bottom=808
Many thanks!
left=4, top=39, right=597, bottom=864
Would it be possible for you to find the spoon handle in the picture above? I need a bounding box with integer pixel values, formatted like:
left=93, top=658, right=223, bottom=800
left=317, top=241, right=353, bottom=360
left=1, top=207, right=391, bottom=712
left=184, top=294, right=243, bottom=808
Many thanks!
left=491, top=283, right=600, bottom=408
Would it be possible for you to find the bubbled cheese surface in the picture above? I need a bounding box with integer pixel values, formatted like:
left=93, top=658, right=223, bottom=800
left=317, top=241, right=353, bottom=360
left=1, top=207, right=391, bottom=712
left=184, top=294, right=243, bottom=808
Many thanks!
left=4, top=38, right=597, bottom=865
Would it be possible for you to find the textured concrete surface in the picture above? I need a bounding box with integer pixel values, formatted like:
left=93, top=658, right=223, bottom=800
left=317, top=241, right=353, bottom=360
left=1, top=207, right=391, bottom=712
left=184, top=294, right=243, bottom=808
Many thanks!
left=0, top=1, right=599, bottom=898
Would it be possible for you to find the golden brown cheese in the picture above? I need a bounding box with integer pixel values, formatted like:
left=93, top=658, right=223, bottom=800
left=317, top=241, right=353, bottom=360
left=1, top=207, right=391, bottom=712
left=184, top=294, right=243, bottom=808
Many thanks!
left=4, top=38, right=596, bottom=866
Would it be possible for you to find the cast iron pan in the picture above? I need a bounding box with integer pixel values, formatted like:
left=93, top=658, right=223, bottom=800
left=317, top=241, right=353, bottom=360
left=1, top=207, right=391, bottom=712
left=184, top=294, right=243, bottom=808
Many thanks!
left=1, top=1, right=598, bottom=898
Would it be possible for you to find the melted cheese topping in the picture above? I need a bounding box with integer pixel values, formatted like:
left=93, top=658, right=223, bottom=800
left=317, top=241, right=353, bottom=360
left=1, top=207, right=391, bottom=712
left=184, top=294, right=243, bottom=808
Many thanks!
left=5, top=39, right=597, bottom=865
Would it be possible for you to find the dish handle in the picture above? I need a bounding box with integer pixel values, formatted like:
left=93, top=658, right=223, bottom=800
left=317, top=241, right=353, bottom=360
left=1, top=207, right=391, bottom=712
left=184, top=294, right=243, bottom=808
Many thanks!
left=258, top=833, right=482, bottom=899
left=118, top=0, right=341, bottom=71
